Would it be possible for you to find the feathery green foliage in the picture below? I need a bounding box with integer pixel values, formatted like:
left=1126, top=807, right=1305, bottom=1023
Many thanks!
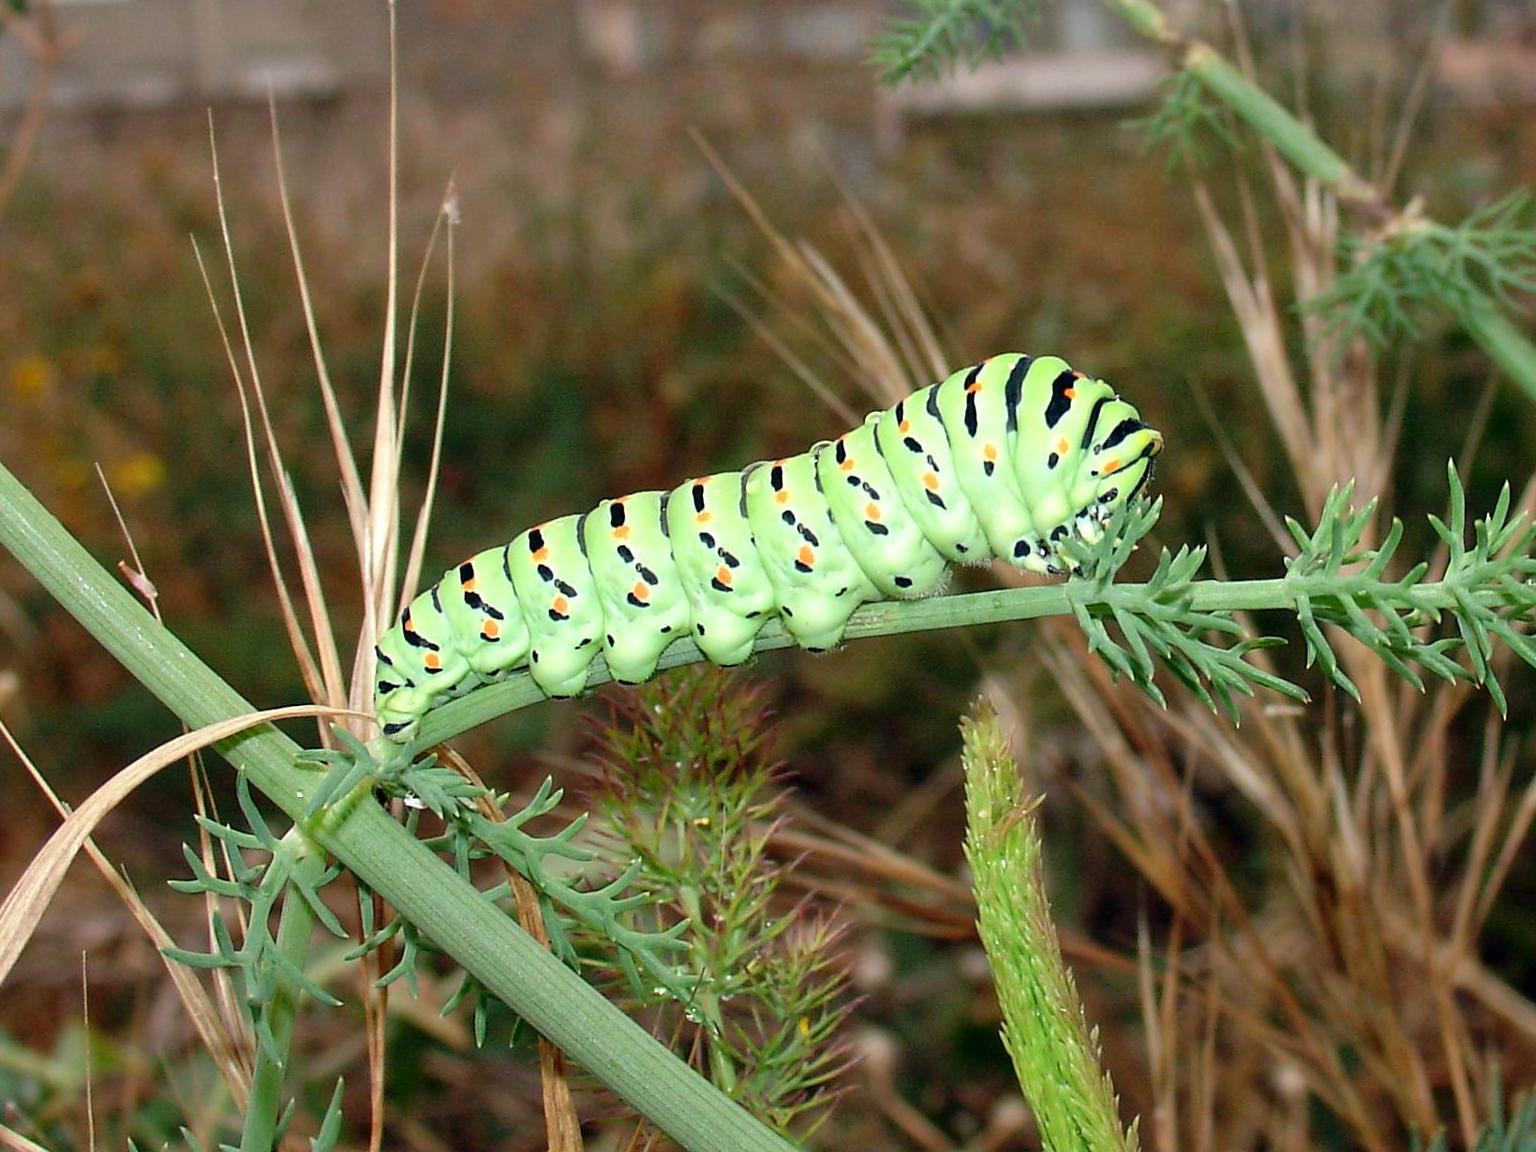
left=163, top=777, right=347, bottom=1152
left=871, top=0, right=1036, bottom=84
left=1061, top=497, right=1302, bottom=719
left=581, top=669, right=855, bottom=1138
left=295, top=729, right=697, bottom=1007
left=961, top=701, right=1138, bottom=1152
left=1418, top=1084, right=1536, bottom=1152
left=1312, top=191, right=1536, bottom=347
left=1283, top=465, right=1536, bottom=713
left=1137, top=68, right=1236, bottom=171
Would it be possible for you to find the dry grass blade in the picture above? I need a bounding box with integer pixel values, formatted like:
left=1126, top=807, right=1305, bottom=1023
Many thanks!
left=1468, top=743, right=1536, bottom=941
left=191, top=239, right=326, bottom=708
left=796, top=242, right=914, bottom=403
left=1448, top=714, right=1514, bottom=956
left=1189, top=178, right=1312, bottom=498
left=1188, top=381, right=1294, bottom=556
left=694, top=129, right=934, bottom=408
left=363, top=0, right=406, bottom=644
left=0, top=705, right=352, bottom=990
left=713, top=277, right=864, bottom=427
left=270, top=95, right=368, bottom=552
left=443, top=748, right=586, bottom=1150
left=0, top=1120, right=53, bottom=1152
left=200, top=119, right=350, bottom=721
left=1, top=719, right=255, bottom=1108
left=1380, top=2, right=1452, bottom=198
left=393, top=181, right=460, bottom=624
left=820, top=151, right=949, bottom=384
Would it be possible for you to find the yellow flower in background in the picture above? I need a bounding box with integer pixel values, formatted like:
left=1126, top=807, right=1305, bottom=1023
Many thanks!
left=9, top=354, right=58, bottom=397
left=111, top=451, right=166, bottom=498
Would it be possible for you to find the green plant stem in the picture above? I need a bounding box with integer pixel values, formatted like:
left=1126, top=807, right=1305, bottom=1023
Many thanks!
left=1097, top=0, right=1170, bottom=42
left=0, top=461, right=799, bottom=1152
left=1458, top=295, right=1536, bottom=405
left=241, top=841, right=326, bottom=1152
left=1181, top=46, right=1373, bottom=204
left=1098, top=0, right=1536, bottom=401
left=411, top=570, right=1518, bottom=746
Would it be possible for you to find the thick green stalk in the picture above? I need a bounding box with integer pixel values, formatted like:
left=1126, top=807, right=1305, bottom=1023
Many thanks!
left=0, top=461, right=798, bottom=1152
left=1457, top=296, right=1536, bottom=408
left=1181, top=46, right=1373, bottom=203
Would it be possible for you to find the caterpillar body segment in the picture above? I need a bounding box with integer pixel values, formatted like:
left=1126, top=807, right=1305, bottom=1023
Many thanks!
left=665, top=471, right=779, bottom=665
left=743, top=453, right=881, bottom=651
left=815, top=418, right=950, bottom=599
left=503, top=516, right=606, bottom=697
left=374, top=588, right=471, bottom=727
left=872, top=386, right=989, bottom=563
left=582, top=492, right=692, bottom=686
left=440, top=547, right=532, bottom=678
left=373, top=352, right=1164, bottom=742
left=935, top=356, right=1042, bottom=562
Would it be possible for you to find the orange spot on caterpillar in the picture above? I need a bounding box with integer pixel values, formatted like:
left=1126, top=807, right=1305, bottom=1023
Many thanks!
left=552, top=595, right=569, bottom=615
left=966, top=382, right=983, bottom=393
left=462, top=577, right=477, bottom=592
left=424, top=652, right=441, bottom=670
left=1057, top=438, right=1069, bottom=456
left=631, top=581, right=650, bottom=602
left=899, top=419, right=911, bottom=433
left=533, top=548, right=550, bottom=562
left=797, top=544, right=815, bottom=568
left=1065, top=388, right=1076, bottom=400
left=1103, top=457, right=1121, bottom=474
left=840, top=456, right=855, bottom=472
left=865, top=501, right=881, bottom=521
left=922, top=472, right=940, bottom=491
left=775, top=490, right=790, bottom=504
left=696, top=511, right=712, bottom=524
left=483, top=620, right=500, bottom=640
left=983, top=444, right=998, bottom=462
left=613, top=525, right=631, bottom=540
left=715, top=565, right=733, bottom=587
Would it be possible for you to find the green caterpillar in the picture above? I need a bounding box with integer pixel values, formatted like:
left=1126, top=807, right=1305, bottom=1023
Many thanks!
left=374, top=353, right=1163, bottom=742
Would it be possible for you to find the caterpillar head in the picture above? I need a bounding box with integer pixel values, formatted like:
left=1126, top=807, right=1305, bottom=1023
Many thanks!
left=1080, top=396, right=1163, bottom=513
left=1016, top=383, right=1163, bottom=575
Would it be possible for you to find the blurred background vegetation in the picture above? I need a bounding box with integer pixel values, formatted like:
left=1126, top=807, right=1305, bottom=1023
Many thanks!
left=2, top=1, right=1535, bottom=1149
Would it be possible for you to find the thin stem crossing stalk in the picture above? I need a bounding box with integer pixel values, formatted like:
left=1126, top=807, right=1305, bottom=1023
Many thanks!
left=412, top=569, right=1520, bottom=746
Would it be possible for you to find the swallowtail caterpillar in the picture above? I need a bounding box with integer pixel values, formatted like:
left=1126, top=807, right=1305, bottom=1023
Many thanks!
left=374, top=353, right=1163, bottom=741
